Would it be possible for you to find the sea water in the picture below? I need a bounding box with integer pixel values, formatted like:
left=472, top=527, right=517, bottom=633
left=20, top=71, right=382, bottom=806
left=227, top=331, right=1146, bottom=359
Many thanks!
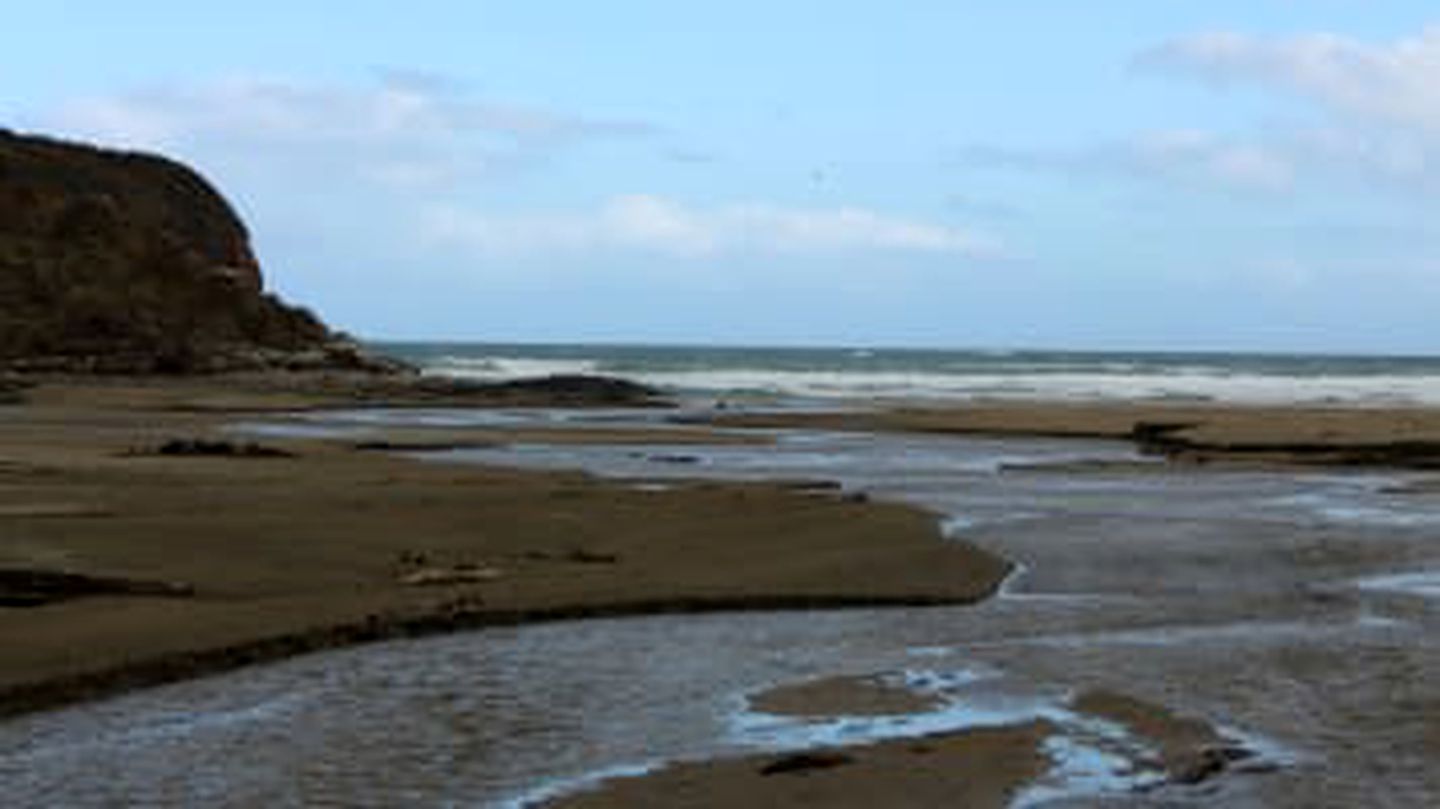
left=376, top=341, right=1440, bottom=405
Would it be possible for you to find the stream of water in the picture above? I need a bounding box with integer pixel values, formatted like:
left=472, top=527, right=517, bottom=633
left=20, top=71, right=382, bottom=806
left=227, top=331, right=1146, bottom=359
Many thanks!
left=3, top=410, right=1438, bottom=807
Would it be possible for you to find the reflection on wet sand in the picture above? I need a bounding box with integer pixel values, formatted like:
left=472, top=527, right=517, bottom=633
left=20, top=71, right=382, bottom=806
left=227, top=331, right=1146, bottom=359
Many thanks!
left=3, top=415, right=1439, bottom=807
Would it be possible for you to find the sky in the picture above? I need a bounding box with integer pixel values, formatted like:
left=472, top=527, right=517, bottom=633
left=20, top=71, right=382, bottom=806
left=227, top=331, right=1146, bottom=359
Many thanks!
left=6, top=2, right=1440, bottom=353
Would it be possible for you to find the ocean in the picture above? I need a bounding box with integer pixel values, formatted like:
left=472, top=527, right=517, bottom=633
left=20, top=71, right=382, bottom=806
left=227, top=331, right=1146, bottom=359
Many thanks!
left=374, top=342, right=1440, bottom=405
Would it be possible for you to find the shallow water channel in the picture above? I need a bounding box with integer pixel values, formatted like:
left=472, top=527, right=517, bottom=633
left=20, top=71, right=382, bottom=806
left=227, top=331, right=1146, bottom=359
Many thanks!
left=4, top=409, right=1439, bottom=807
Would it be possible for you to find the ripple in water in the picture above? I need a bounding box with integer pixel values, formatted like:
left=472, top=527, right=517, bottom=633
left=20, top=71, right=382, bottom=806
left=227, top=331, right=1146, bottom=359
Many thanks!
left=7, top=418, right=1440, bottom=806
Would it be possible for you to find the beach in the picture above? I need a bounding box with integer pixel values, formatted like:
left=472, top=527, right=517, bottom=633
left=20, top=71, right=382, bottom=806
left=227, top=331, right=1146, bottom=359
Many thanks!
left=3, top=373, right=1440, bottom=806
left=12, top=3, right=1440, bottom=803
left=0, top=376, right=1012, bottom=716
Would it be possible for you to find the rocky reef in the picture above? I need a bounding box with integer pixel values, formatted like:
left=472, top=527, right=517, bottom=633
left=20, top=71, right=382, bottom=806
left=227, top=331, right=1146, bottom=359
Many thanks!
left=0, top=129, right=394, bottom=374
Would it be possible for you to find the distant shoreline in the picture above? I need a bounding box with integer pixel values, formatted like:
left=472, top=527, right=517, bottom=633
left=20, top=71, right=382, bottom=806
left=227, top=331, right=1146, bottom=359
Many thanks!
left=376, top=340, right=1440, bottom=407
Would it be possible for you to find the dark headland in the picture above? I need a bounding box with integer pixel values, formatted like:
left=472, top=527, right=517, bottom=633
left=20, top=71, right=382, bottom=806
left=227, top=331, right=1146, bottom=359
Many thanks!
left=0, top=129, right=396, bottom=375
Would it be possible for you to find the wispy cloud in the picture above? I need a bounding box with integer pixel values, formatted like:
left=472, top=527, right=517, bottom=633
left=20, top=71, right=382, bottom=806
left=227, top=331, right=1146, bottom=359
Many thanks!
left=1131, top=26, right=1440, bottom=192
left=1132, top=129, right=1295, bottom=192
left=1136, top=26, right=1440, bottom=137
left=419, top=194, right=998, bottom=257
left=955, top=130, right=1295, bottom=194
left=36, top=72, right=653, bottom=191
left=956, top=25, right=1440, bottom=197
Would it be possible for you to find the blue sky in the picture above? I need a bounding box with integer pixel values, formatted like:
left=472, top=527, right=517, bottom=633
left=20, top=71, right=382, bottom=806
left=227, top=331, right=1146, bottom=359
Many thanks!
left=7, top=2, right=1440, bottom=352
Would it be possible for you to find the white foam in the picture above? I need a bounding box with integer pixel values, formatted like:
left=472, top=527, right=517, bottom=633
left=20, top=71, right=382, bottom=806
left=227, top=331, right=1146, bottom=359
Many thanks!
left=941, top=512, right=1042, bottom=540
left=420, top=358, right=1440, bottom=405
left=1356, top=571, right=1440, bottom=599
left=498, top=762, right=659, bottom=809
left=225, top=421, right=371, bottom=439
left=1275, top=489, right=1440, bottom=527
left=1215, top=724, right=1304, bottom=771
left=422, top=356, right=601, bottom=381
left=728, top=673, right=1046, bottom=751
left=1316, top=504, right=1440, bottom=527
left=1014, top=721, right=1167, bottom=808
left=905, top=646, right=954, bottom=659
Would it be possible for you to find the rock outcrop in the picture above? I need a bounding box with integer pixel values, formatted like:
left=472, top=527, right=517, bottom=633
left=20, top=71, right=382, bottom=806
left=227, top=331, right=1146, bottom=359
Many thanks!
left=0, top=129, right=395, bottom=374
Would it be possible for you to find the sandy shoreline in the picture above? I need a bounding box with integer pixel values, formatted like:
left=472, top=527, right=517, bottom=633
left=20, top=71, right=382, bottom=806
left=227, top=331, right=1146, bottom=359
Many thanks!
left=545, top=685, right=1248, bottom=809
left=709, top=401, right=1440, bottom=468
left=0, top=377, right=1009, bottom=718
left=6, top=376, right=1440, bottom=805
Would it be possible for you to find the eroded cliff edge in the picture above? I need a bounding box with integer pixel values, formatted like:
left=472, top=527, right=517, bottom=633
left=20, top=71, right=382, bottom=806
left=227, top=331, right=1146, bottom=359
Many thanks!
left=0, top=129, right=391, bottom=374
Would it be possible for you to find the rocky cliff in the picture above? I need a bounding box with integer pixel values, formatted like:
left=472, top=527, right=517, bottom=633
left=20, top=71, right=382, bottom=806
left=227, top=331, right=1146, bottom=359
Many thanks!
left=0, top=129, right=387, bottom=374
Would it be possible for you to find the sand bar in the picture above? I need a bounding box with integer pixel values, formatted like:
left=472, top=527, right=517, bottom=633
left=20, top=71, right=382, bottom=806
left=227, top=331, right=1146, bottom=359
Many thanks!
left=0, top=378, right=1008, bottom=717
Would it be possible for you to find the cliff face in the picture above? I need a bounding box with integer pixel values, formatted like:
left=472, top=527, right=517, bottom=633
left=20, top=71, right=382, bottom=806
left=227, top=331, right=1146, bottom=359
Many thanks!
left=0, top=130, right=379, bottom=373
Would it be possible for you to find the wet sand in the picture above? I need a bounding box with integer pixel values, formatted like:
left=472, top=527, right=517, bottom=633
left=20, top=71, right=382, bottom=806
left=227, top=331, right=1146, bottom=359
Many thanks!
left=710, top=401, right=1440, bottom=467
left=0, top=378, right=1007, bottom=716
left=550, top=722, right=1056, bottom=809
left=747, top=673, right=946, bottom=718
left=6, top=380, right=1440, bottom=806
left=549, top=686, right=1245, bottom=809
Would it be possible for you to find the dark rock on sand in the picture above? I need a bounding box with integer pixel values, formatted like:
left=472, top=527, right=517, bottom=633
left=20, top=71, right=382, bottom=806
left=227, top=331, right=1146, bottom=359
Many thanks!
left=0, top=129, right=399, bottom=375
left=0, top=373, right=28, bottom=404
left=471, top=374, right=662, bottom=405
left=146, top=438, right=296, bottom=459
left=648, top=453, right=701, bottom=465
left=519, top=548, right=621, bottom=565
left=758, top=751, right=856, bottom=776
left=1133, top=418, right=1440, bottom=469
left=777, top=480, right=844, bottom=493
left=563, top=548, right=621, bottom=565
left=353, top=439, right=501, bottom=452
left=1167, top=744, right=1256, bottom=785
left=0, top=568, right=194, bottom=608
left=357, top=373, right=667, bottom=407
left=1130, top=421, right=1198, bottom=449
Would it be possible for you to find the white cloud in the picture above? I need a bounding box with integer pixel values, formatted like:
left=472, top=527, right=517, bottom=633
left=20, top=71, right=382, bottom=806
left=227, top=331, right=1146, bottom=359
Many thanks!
left=1132, top=130, right=1295, bottom=192
left=1289, top=126, right=1436, bottom=189
left=1138, top=26, right=1440, bottom=137
left=951, top=26, right=1440, bottom=197
left=1130, top=27, right=1440, bottom=194
left=35, top=74, right=652, bottom=191
left=419, top=195, right=996, bottom=257
left=957, top=131, right=1296, bottom=194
